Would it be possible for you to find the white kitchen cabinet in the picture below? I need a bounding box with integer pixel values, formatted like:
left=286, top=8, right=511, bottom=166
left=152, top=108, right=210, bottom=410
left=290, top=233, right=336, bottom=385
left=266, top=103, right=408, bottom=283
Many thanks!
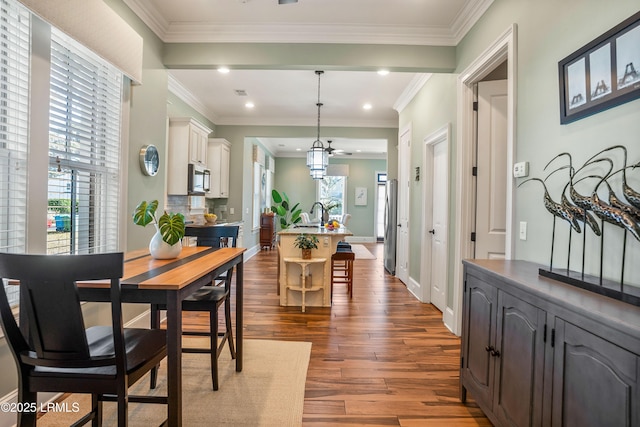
left=206, top=138, right=231, bottom=198
left=167, top=117, right=212, bottom=195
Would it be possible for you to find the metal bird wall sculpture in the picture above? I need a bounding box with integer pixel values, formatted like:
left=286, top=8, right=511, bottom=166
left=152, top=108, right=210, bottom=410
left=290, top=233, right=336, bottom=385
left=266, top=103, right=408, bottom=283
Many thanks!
left=544, top=164, right=601, bottom=236
left=519, top=177, right=581, bottom=233
left=585, top=145, right=640, bottom=209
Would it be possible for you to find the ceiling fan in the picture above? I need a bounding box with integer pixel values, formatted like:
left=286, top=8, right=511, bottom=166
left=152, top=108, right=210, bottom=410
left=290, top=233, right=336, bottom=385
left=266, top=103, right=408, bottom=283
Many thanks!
left=324, top=140, right=352, bottom=156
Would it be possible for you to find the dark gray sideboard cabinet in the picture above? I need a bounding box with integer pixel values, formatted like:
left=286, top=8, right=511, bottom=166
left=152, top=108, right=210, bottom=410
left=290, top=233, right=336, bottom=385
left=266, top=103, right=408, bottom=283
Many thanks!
left=461, top=260, right=640, bottom=427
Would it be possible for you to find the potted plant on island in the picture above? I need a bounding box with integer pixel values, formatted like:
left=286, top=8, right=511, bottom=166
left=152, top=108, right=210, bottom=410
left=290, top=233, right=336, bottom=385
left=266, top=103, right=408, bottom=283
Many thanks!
left=293, top=233, right=319, bottom=260
left=133, top=200, right=186, bottom=259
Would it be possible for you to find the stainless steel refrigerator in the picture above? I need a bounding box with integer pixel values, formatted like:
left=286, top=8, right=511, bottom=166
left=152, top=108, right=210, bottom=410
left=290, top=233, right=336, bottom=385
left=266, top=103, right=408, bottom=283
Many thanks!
left=383, top=179, right=398, bottom=275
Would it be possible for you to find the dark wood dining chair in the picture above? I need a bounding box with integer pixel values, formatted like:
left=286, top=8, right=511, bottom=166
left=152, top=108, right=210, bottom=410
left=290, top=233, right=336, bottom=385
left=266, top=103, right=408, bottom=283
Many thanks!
left=0, top=252, right=168, bottom=427
left=150, top=225, right=239, bottom=391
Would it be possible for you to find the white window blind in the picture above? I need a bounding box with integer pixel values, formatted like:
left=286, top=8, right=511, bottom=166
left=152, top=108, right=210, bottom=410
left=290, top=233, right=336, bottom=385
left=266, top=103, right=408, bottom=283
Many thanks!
left=47, top=28, right=122, bottom=255
left=0, top=0, right=30, bottom=306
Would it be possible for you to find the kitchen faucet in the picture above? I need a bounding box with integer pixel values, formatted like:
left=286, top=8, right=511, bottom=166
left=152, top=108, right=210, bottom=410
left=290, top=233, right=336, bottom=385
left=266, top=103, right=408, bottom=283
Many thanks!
left=310, top=202, right=327, bottom=223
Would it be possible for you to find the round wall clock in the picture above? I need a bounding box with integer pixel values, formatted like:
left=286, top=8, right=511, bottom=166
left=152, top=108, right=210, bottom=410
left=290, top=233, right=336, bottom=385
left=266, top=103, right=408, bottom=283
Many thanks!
left=139, top=144, right=159, bottom=176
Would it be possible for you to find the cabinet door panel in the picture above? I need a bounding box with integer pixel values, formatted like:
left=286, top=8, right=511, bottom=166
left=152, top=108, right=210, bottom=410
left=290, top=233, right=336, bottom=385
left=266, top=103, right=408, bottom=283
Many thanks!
left=220, top=144, right=230, bottom=196
left=494, top=292, right=546, bottom=427
left=462, top=276, right=498, bottom=408
left=189, top=127, right=199, bottom=163
left=552, top=320, right=639, bottom=427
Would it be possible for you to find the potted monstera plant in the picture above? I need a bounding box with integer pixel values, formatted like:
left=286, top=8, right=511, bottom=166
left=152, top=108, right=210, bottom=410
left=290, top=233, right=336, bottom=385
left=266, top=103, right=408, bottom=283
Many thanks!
left=133, top=200, right=185, bottom=259
left=271, top=189, right=302, bottom=229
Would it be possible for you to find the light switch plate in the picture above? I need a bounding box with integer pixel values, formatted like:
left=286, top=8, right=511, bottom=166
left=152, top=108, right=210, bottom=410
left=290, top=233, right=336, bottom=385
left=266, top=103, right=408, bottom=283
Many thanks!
left=229, top=207, right=235, bottom=215
left=519, top=221, right=527, bottom=240
left=513, top=162, right=529, bottom=178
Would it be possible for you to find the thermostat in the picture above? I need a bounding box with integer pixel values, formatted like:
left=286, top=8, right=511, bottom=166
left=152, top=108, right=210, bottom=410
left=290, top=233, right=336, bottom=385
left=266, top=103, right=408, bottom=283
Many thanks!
left=513, top=161, right=529, bottom=178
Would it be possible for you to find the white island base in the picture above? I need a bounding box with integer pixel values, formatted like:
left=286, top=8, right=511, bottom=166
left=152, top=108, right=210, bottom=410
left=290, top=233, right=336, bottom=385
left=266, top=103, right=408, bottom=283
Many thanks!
left=278, top=226, right=352, bottom=310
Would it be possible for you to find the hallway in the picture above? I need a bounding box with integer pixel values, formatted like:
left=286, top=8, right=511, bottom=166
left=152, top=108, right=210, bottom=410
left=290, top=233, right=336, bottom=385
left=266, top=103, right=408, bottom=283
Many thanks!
left=183, top=243, right=490, bottom=426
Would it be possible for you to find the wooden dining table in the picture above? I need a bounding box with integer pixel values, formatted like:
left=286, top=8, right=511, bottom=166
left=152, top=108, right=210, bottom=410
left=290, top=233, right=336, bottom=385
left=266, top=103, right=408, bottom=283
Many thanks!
left=75, top=246, right=246, bottom=426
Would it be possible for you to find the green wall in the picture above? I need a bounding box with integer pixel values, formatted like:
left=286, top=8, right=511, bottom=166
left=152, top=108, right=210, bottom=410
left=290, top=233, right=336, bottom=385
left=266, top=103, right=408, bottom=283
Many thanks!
left=273, top=157, right=386, bottom=238
left=458, top=0, right=640, bottom=283
left=213, top=125, right=397, bottom=249
left=398, top=74, right=458, bottom=287
left=167, top=92, right=217, bottom=134
left=397, top=0, right=640, bottom=309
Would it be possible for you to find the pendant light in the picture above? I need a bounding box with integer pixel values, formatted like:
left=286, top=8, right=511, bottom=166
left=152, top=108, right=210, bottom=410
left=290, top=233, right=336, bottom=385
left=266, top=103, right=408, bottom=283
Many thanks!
left=306, top=70, right=328, bottom=179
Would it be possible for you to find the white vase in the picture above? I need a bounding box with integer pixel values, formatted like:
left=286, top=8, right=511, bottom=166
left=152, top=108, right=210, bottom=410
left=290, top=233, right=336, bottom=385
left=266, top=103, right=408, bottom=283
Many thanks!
left=149, top=228, right=182, bottom=259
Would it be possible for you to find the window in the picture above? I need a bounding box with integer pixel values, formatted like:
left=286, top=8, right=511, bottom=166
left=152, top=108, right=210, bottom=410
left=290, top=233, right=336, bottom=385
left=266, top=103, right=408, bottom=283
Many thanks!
left=47, top=29, right=122, bottom=255
left=0, top=0, right=30, bottom=306
left=0, top=1, right=124, bottom=307
left=317, top=176, right=346, bottom=220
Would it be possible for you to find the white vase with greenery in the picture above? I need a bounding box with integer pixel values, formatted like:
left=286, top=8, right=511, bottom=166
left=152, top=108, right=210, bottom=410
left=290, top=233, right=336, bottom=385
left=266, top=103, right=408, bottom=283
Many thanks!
left=133, top=200, right=186, bottom=259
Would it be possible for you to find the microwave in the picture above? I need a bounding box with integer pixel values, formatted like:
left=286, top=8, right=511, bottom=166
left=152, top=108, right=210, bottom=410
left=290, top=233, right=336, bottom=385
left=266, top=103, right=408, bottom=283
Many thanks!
left=188, top=163, right=210, bottom=195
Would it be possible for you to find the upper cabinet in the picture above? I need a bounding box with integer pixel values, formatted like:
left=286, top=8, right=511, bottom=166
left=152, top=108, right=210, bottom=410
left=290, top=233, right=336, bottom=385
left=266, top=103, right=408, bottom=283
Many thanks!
left=167, top=117, right=212, bottom=195
left=206, top=138, right=231, bottom=198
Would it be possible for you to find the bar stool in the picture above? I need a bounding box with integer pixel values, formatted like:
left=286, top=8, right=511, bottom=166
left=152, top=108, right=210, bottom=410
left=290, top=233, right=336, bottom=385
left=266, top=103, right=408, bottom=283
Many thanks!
left=331, top=250, right=355, bottom=299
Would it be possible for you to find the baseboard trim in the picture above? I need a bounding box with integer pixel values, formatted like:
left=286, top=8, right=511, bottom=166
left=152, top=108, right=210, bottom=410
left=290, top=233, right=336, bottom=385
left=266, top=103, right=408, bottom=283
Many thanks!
left=444, top=307, right=457, bottom=336
left=244, top=244, right=260, bottom=261
left=344, top=236, right=376, bottom=243
left=407, top=276, right=422, bottom=301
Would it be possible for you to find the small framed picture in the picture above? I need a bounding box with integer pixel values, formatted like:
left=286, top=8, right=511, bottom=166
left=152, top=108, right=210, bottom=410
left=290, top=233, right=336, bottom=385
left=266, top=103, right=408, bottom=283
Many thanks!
left=355, top=187, right=367, bottom=206
left=559, top=10, right=640, bottom=124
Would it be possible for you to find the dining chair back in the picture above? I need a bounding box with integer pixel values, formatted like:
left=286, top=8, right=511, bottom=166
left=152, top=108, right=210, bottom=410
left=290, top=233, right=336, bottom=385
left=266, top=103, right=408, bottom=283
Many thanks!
left=185, top=225, right=239, bottom=248
left=0, top=252, right=167, bottom=427
left=151, top=225, right=239, bottom=391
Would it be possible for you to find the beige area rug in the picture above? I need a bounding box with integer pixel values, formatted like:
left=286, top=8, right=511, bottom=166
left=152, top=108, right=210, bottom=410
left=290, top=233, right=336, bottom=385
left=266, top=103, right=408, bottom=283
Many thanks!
left=350, top=243, right=376, bottom=259
left=38, top=339, right=311, bottom=427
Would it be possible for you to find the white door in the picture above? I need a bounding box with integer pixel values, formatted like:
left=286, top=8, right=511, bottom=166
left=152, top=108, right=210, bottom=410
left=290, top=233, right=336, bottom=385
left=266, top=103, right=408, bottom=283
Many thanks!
left=396, top=125, right=411, bottom=283
left=475, top=80, right=508, bottom=259
left=430, top=140, right=448, bottom=312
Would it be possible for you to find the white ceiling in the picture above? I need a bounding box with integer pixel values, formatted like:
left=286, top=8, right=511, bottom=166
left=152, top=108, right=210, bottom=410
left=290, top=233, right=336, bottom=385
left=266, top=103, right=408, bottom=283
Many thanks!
left=126, top=0, right=493, bottom=156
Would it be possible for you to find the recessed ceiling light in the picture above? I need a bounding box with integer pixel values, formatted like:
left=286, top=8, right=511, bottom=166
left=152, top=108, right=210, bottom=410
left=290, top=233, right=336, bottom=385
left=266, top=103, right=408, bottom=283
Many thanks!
left=245, top=102, right=254, bottom=108
left=218, top=67, right=230, bottom=74
left=363, top=103, right=372, bottom=110
left=357, top=149, right=362, bottom=152
left=296, top=148, right=302, bottom=151
left=377, top=69, right=389, bottom=76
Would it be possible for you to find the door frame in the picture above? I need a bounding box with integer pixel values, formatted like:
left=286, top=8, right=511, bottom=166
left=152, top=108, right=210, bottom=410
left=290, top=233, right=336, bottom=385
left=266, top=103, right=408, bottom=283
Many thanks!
left=451, top=24, right=518, bottom=335
left=420, top=124, right=450, bottom=314
left=396, top=123, right=411, bottom=284
left=374, top=170, right=386, bottom=241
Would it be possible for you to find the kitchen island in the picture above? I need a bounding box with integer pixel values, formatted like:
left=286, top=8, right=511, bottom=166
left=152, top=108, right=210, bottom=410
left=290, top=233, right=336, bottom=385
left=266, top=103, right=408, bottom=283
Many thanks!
left=278, top=225, right=352, bottom=310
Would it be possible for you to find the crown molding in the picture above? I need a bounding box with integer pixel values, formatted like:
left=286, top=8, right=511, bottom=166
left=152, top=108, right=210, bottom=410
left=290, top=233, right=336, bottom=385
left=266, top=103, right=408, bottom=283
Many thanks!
left=163, top=22, right=456, bottom=46
left=275, top=151, right=387, bottom=160
left=393, top=74, right=433, bottom=113
left=122, top=0, right=492, bottom=46
left=123, top=0, right=168, bottom=40
left=167, top=74, right=220, bottom=123
left=451, top=0, right=495, bottom=44
left=212, top=116, right=398, bottom=128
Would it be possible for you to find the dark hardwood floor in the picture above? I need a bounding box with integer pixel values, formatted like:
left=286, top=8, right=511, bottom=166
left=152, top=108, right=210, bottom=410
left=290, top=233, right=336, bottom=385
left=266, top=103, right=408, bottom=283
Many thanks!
left=183, top=242, right=491, bottom=426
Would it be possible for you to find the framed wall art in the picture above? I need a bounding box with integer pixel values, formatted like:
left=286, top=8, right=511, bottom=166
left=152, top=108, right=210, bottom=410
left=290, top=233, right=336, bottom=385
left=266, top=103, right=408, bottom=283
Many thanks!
left=355, top=187, right=367, bottom=206
left=559, top=10, right=640, bottom=124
